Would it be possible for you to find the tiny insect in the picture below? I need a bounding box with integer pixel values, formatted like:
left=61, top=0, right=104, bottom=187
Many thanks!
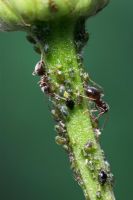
left=65, top=99, right=75, bottom=110
left=98, top=170, right=108, bottom=185
left=51, top=109, right=62, bottom=122
left=49, top=0, right=58, bottom=12
left=59, top=105, right=69, bottom=118
left=85, top=85, right=109, bottom=120
left=33, top=60, right=52, bottom=95
left=55, top=136, right=67, bottom=145
left=32, top=60, right=45, bottom=76
left=39, top=75, right=51, bottom=95
left=84, top=141, right=95, bottom=153
left=26, top=34, right=36, bottom=44
left=55, top=120, right=67, bottom=135
left=74, top=19, right=89, bottom=51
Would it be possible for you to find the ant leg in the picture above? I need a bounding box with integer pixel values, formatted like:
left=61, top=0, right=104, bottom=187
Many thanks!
left=101, top=112, right=109, bottom=131
left=94, top=109, right=109, bottom=130
left=94, top=107, right=105, bottom=121
left=83, top=108, right=97, bottom=115
left=90, top=108, right=98, bottom=113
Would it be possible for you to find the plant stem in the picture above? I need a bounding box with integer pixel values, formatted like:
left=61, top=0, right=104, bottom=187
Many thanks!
left=30, top=20, right=115, bottom=200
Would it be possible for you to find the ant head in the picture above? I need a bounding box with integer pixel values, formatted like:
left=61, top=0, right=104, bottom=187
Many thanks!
left=85, top=86, right=101, bottom=100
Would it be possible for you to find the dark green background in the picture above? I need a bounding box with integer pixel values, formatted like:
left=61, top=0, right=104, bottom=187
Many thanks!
left=0, top=1, right=132, bottom=200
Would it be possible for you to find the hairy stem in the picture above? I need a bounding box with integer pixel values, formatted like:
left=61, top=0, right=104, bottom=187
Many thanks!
left=30, top=20, right=115, bottom=200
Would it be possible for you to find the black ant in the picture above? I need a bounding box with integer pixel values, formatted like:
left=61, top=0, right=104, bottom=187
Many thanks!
left=85, top=85, right=109, bottom=120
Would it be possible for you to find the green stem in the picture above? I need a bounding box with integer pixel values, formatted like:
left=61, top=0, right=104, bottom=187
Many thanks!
left=31, top=20, right=115, bottom=200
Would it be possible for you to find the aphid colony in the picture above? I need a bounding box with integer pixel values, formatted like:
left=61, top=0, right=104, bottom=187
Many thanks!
left=32, top=60, right=113, bottom=190
left=28, top=22, right=114, bottom=199
left=82, top=140, right=114, bottom=190
left=33, top=59, right=109, bottom=123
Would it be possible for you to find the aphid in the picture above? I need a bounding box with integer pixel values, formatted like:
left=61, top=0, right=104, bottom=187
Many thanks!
left=66, top=99, right=75, bottom=110
left=59, top=105, right=69, bottom=118
left=62, top=144, right=69, bottom=152
left=74, top=21, right=89, bottom=51
left=94, top=128, right=101, bottom=140
left=87, top=160, right=95, bottom=172
left=31, top=24, right=45, bottom=42
left=55, top=120, right=67, bottom=135
left=85, top=85, right=109, bottom=119
left=33, top=45, right=41, bottom=54
left=98, top=170, right=108, bottom=185
left=68, top=68, right=75, bottom=78
left=83, top=72, right=89, bottom=83
left=58, top=120, right=66, bottom=129
left=55, top=136, right=67, bottom=145
left=32, top=60, right=52, bottom=95
left=104, top=160, right=110, bottom=172
left=73, top=169, right=83, bottom=186
left=32, top=60, right=45, bottom=76
left=108, top=173, right=114, bottom=186
left=69, top=152, right=75, bottom=165
left=56, top=70, right=65, bottom=82
left=39, top=74, right=51, bottom=95
left=51, top=109, right=61, bottom=122
left=59, top=85, right=65, bottom=96
left=84, top=141, right=95, bottom=153
left=96, top=191, right=102, bottom=199
left=26, top=34, right=36, bottom=44
left=49, top=0, right=58, bottom=12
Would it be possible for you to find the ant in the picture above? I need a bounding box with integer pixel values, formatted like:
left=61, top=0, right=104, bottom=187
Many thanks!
left=33, top=60, right=52, bottom=95
left=32, top=60, right=45, bottom=76
left=84, top=85, right=109, bottom=121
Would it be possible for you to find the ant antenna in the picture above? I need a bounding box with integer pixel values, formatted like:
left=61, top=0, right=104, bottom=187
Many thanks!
left=89, top=78, right=104, bottom=92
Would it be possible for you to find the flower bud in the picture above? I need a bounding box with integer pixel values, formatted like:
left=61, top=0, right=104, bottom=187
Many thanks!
left=0, top=0, right=109, bottom=31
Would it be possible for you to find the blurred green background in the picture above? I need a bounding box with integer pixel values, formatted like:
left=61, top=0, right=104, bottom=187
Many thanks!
left=0, top=1, right=132, bottom=200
